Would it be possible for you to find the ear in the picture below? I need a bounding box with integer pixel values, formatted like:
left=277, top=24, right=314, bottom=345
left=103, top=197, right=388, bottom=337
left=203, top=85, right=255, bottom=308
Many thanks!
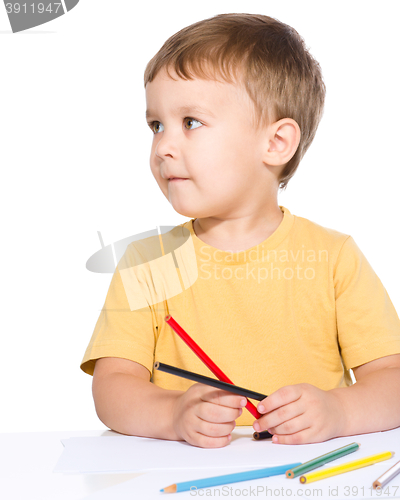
left=263, top=118, right=301, bottom=166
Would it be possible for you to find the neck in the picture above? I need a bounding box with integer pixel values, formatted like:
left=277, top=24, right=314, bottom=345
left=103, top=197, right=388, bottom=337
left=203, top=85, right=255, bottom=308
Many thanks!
left=193, top=203, right=284, bottom=253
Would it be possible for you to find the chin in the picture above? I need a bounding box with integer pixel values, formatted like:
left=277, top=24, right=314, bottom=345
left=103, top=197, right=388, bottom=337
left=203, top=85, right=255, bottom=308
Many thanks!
left=172, top=206, right=198, bottom=218
left=168, top=200, right=198, bottom=219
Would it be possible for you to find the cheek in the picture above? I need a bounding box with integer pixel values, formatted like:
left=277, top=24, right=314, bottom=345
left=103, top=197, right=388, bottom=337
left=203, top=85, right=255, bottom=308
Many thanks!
left=194, top=132, right=247, bottom=179
left=192, top=132, right=229, bottom=167
left=149, top=153, right=169, bottom=196
left=149, top=145, right=160, bottom=177
left=149, top=159, right=157, bottom=178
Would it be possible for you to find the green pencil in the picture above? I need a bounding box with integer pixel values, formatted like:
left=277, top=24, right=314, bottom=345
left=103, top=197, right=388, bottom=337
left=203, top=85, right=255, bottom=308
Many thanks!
left=286, top=442, right=360, bottom=478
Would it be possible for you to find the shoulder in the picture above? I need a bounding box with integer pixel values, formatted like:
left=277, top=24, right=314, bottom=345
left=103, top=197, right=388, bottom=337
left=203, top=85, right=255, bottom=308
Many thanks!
left=289, top=209, right=351, bottom=255
left=293, top=212, right=349, bottom=240
left=119, top=222, right=193, bottom=269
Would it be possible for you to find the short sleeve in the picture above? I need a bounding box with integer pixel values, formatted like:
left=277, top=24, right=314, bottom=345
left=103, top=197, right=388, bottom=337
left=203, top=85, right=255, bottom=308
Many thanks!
left=80, top=248, right=158, bottom=376
left=334, top=236, right=400, bottom=369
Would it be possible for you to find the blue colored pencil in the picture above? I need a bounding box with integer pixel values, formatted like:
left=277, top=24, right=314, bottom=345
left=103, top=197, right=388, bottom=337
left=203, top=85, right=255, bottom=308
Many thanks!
left=160, top=462, right=302, bottom=493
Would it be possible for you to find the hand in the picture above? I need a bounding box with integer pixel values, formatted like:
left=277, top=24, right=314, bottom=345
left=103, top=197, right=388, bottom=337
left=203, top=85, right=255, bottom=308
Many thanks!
left=172, top=383, right=247, bottom=448
left=253, top=384, right=345, bottom=444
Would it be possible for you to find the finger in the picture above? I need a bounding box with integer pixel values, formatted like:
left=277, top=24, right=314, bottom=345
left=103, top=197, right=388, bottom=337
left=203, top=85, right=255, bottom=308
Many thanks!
left=191, top=432, right=233, bottom=449
left=196, top=418, right=237, bottom=438
left=200, top=388, right=247, bottom=409
left=199, top=401, right=243, bottom=424
left=257, top=385, right=302, bottom=414
left=267, top=413, right=308, bottom=436
left=270, top=427, right=317, bottom=445
left=254, top=400, right=303, bottom=432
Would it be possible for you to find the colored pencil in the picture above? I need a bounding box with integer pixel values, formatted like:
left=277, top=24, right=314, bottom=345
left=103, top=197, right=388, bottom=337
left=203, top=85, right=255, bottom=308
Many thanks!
left=300, top=451, right=395, bottom=484
left=165, top=314, right=262, bottom=419
left=160, top=462, right=302, bottom=493
left=286, top=442, right=360, bottom=478
left=373, top=460, right=400, bottom=490
left=154, top=362, right=268, bottom=400
left=253, top=430, right=273, bottom=440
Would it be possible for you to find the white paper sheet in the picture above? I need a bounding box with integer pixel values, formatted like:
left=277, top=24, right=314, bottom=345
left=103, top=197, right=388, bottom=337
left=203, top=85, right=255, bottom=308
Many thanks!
left=53, top=427, right=400, bottom=475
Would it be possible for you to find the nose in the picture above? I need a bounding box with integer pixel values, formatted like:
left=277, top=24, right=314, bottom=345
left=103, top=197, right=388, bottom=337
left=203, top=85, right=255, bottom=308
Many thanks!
left=155, top=130, right=179, bottom=160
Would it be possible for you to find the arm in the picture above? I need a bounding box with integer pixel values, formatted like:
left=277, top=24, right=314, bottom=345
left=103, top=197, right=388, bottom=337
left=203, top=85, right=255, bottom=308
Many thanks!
left=92, top=357, right=182, bottom=440
left=332, top=353, right=400, bottom=436
left=92, top=357, right=245, bottom=448
left=253, top=353, right=400, bottom=445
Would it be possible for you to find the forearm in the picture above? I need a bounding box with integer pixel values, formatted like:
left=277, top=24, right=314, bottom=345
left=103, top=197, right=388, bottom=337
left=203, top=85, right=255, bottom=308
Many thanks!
left=331, top=367, right=400, bottom=436
left=93, top=372, right=184, bottom=440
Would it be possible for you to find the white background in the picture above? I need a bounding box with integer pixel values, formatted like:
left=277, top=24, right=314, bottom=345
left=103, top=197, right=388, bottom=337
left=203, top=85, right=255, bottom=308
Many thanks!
left=1, top=1, right=399, bottom=433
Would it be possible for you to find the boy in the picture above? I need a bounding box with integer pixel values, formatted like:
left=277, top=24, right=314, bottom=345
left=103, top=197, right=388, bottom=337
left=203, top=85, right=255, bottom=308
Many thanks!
left=81, top=13, right=400, bottom=448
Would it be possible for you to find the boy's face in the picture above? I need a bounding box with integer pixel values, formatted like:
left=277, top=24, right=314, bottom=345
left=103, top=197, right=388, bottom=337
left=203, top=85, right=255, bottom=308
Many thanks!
left=145, top=67, right=271, bottom=219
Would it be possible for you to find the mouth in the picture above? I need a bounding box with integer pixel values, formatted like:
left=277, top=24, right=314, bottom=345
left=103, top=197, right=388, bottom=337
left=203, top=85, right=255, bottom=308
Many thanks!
left=169, top=178, right=187, bottom=181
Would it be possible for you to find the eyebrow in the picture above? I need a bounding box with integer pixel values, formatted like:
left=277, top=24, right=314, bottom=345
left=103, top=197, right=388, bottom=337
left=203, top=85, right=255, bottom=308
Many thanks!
left=145, top=105, right=215, bottom=120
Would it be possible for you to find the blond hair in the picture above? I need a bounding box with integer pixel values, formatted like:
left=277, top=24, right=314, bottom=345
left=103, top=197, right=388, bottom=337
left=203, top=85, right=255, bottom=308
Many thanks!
left=144, top=13, right=325, bottom=190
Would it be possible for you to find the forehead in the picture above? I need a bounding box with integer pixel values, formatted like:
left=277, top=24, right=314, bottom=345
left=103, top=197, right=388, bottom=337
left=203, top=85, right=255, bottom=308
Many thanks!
left=145, top=67, right=250, bottom=118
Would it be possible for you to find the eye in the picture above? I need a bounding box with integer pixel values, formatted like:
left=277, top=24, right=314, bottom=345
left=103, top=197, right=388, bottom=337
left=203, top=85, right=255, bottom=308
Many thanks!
left=148, top=121, right=164, bottom=134
left=147, top=118, right=203, bottom=134
left=184, top=118, right=203, bottom=130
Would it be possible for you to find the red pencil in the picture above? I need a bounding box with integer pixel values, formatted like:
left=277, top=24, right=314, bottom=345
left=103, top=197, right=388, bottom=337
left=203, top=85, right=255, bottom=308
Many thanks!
left=164, top=314, right=262, bottom=419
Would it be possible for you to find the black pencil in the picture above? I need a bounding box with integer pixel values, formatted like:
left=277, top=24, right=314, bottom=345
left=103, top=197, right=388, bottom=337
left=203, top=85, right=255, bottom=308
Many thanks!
left=253, top=430, right=273, bottom=440
left=154, top=362, right=268, bottom=401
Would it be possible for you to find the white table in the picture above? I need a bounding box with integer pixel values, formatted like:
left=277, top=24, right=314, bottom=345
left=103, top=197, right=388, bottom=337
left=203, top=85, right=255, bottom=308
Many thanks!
left=0, top=429, right=144, bottom=500
left=1, top=428, right=400, bottom=500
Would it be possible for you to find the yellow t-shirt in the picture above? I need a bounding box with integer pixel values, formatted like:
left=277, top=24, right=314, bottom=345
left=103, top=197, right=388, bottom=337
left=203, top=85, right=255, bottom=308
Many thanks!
left=80, top=206, right=400, bottom=425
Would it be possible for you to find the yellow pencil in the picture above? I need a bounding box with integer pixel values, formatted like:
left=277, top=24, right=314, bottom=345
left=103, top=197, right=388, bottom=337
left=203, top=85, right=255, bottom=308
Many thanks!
left=300, top=451, right=395, bottom=484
